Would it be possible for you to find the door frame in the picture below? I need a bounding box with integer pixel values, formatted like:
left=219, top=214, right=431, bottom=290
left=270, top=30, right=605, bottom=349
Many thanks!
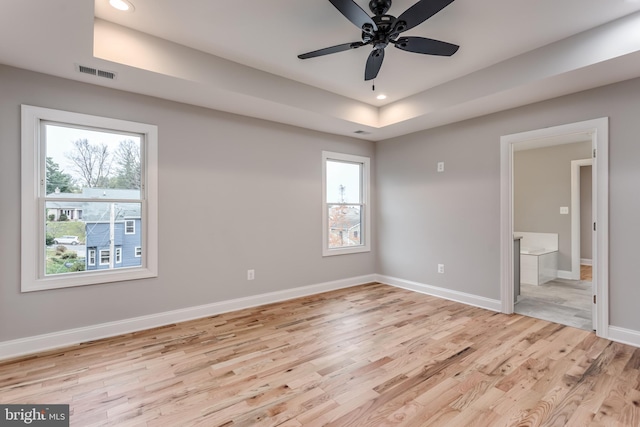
left=572, top=158, right=596, bottom=331
left=500, top=118, right=608, bottom=337
left=571, top=158, right=593, bottom=280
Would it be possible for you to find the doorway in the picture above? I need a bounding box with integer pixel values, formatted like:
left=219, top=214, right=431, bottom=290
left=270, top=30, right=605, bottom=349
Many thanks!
left=512, top=143, right=592, bottom=330
left=500, top=118, right=609, bottom=337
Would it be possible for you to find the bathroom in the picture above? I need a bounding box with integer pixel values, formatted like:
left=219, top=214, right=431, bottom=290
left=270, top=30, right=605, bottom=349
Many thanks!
left=513, top=138, right=593, bottom=330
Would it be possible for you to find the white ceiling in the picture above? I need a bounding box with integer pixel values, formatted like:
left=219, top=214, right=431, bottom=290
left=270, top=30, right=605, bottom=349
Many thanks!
left=3, top=0, right=640, bottom=140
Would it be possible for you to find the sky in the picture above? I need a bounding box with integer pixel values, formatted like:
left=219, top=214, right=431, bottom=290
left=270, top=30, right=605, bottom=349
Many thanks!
left=45, top=123, right=140, bottom=181
left=326, top=160, right=361, bottom=204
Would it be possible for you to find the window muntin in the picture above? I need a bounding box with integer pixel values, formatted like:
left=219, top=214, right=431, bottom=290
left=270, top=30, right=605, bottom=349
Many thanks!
left=21, top=105, right=158, bottom=291
left=322, top=151, right=370, bottom=256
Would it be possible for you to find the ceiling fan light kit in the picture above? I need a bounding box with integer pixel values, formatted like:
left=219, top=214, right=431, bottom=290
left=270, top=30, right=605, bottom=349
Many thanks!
left=298, top=0, right=459, bottom=81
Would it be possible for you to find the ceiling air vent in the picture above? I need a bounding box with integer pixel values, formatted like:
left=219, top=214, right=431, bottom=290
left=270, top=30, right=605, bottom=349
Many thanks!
left=354, top=130, right=371, bottom=135
left=76, top=64, right=117, bottom=80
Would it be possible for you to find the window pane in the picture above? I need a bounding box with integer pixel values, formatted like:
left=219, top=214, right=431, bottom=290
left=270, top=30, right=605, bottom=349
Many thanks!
left=327, top=205, right=362, bottom=248
left=326, top=160, right=361, bottom=204
left=45, top=123, right=142, bottom=199
left=45, top=201, right=142, bottom=275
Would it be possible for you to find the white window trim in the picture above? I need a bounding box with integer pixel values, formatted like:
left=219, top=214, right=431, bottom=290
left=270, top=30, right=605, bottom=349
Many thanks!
left=88, top=249, right=96, bottom=266
left=115, top=247, right=122, bottom=264
left=322, top=151, right=371, bottom=256
left=21, top=105, right=158, bottom=292
left=125, top=219, right=135, bottom=235
left=135, top=246, right=142, bottom=258
left=99, top=249, right=111, bottom=266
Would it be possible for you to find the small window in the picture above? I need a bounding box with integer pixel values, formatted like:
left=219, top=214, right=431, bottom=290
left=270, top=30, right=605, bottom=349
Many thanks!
left=322, top=151, right=370, bottom=256
left=88, top=249, right=96, bottom=266
left=115, top=247, right=122, bottom=264
left=21, top=105, right=158, bottom=292
left=99, top=250, right=110, bottom=266
left=135, top=246, right=142, bottom=257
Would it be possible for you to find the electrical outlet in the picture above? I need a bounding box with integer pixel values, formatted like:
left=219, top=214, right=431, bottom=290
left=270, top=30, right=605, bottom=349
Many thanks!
left=437, top=264, right=445, bottom=274
left=437, top=162, right=445, bottom=172
left=247, top=269, right=255, bottom=280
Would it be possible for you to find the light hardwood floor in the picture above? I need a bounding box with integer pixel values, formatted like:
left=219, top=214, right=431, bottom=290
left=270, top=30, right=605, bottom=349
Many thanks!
left=1, top=283, right=639, bottom=426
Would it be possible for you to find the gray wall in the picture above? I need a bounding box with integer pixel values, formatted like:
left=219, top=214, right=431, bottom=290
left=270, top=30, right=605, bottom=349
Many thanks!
left=513, top=141, right=591, bottom=271
left=0, top=65, right=376, bottom=341
left=581, top=166, right=593, bottom=261
left=376, top=76, right=640, bottom=332
left=4, top=63, right=640, bottom=341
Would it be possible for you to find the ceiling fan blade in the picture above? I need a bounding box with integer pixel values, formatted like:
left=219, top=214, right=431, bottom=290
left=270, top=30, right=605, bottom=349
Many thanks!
left=298, top=42, right=365, bottom=59
left=395, top=0, right=455, bottom=33
left=328, top=0, right=377, bottom=33
left=394, top=37, right=459, bottom=56
left=365, top=49, right=384, bottom=81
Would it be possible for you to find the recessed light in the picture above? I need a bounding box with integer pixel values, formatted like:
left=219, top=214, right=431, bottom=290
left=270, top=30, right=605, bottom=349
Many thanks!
left=376, top=94, right=387, bottom=100
left=109, top=0, right=134, bottom=12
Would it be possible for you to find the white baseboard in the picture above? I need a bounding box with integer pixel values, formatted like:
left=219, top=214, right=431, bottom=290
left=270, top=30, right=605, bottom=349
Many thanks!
left=0, top=274, right=377, bottom=361
left=7, top=273, right=634, bottom=361
left=607, top=326, right=640, bottom=349
left=581, top=259, right=593, bottom=266
left=376, top=274, right=502, bottom=312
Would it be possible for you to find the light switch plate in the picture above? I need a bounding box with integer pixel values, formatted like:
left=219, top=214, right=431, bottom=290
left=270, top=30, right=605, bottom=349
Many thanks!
left=560, top=207, right=569, bottom=214
left=437, top=162, right=444, bottom=172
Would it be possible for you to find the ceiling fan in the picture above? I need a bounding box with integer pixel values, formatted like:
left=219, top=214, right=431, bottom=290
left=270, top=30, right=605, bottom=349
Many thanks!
left=298, top=0, right=459, bottom=81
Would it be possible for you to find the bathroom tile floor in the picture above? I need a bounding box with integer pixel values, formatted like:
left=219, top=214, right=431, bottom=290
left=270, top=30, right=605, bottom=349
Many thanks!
left=515, top=277, right=592, bottom=331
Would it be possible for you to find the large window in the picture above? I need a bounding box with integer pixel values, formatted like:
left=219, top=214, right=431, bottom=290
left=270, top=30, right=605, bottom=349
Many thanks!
left=322, top=151, right=370, bottom=256
left=21, top=105, right=158, bottom=291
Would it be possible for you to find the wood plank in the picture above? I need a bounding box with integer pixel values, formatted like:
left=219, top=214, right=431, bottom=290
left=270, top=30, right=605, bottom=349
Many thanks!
left=0, top=283, right=639, bottom=426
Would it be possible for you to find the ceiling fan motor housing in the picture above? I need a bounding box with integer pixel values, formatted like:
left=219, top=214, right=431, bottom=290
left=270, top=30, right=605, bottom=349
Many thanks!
left=369, top=0, right=393, bottom=15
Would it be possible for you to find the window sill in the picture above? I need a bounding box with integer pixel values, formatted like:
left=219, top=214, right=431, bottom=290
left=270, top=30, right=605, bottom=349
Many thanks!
left=21, top=267, right=157, bottom=292
left=323, top=246, right=371, bottom=257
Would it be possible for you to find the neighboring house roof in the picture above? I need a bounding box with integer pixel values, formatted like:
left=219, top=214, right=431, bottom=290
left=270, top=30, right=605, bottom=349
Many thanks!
left=83, top=202, right=141, bottom=222
left=47, top=188, right=140, bottom=199
left=47, top=189, right=85, bottom=209
left=47, top=190, right=85, bottom=199
left=46, top=201, right=82, bottom=209
left=47, top=188, right=141, bottom=221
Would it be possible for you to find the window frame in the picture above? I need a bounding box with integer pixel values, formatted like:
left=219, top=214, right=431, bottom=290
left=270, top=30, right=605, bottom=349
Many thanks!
left=125, top=219, right=135, bottom=235
left=322, top=151, right=371, bottom=256
left=115, top=247, right=122, bottom=264
left=99, top=249, right=111, bottom=266
left=21, top=105, right=158, bottom=292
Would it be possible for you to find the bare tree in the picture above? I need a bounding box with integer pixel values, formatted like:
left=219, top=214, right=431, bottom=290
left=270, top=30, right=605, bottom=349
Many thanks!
left=113, top=139, right=141, bottom=189
left=65, top=139, right=112, bottom=188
